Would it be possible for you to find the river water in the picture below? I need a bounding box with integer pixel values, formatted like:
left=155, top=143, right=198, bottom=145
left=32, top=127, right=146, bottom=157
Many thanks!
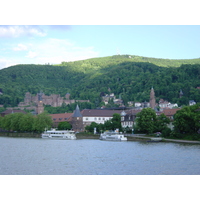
left=0, top=136, right=200, bottom=175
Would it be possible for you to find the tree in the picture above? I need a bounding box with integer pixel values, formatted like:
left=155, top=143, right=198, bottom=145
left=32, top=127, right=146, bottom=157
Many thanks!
left=19, top=113, right=34, bottom=132
left=173, top=103, right=200, bottom=138
left=135, top=108, right=157, bottom=134
left=57, top=121, right=72, bottom=130
left=33, top=112, right=53, bottom=133
left=155, top=113, right=170, bottom=132
left=0, top=112, right=25, bottom=131
left=155, top=113, right=171, bottom=137
left=85, top=122, right=99, bottom=133
left=10, top=112, right=25, bottom=131
left=111, top=113, right=122, bottom=131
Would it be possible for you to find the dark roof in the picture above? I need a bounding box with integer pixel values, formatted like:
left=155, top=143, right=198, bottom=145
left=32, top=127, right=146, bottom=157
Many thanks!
left=81, top=109, right=122, bottom=117
left=1, top=109, right=26, bottom=115
left=72, top=105, right=82, bottom=117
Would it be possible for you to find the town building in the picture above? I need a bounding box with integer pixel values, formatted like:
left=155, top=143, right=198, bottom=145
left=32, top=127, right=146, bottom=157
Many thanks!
left=121, top=110, right=140, bottom=129
left=81, top=109, right=122, bottom=128
left=158, top=99, right=178, bottom=110
left=189, top=100, right=196, bottom=106
left=49, top=107, right=123, bottom=131
left=162, top=108, right=181, bottom=130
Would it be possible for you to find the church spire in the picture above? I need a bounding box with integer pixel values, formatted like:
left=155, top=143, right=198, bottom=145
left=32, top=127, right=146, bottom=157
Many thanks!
left=72, top=105, right=82, bottom=118
left=150, top=87, right=156, bottom=109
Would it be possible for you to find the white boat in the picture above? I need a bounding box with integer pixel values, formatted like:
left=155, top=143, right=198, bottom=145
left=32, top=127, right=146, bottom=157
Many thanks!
left=41, top=129, right=76, bottom=140
left=100, top=131, right=127, bottom=141
left=150, top=137, right=162, bottom=142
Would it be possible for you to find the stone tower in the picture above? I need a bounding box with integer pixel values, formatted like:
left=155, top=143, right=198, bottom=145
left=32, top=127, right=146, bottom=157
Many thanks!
left=24, top=92, right=32, bottom=105
left=150, top=87, right=156, bottom=109
left=71, top=105, right=83, bottom=132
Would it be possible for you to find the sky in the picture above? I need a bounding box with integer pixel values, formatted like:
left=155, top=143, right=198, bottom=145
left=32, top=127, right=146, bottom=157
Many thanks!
left=0, top=25, right=200, bottom=70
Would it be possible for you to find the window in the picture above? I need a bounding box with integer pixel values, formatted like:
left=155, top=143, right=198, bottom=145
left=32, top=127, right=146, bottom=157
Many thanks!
left=103, top=118, right=105, bottom=120
left=86, top=118, right=88, bottom=120
left=94, top=117, right=97, bottom=120
left=99, top=118, right=101, bottom=120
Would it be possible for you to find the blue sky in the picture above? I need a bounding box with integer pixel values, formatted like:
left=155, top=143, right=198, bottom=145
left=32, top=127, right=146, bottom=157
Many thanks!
left=0, top=25, right=200, bottom=69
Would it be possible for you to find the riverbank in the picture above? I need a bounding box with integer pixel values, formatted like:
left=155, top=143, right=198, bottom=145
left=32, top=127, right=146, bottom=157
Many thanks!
left=125, top=134, right=200, bottom=144
left=76, top=132, right=99, bottom=139
left=1, top=132, right=200, bottom=144
left=0, top=132, right=41, bottom=138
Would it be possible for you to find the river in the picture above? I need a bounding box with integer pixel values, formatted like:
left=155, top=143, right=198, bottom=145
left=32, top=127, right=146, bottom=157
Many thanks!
left=0, top=136, right=200, bottom=175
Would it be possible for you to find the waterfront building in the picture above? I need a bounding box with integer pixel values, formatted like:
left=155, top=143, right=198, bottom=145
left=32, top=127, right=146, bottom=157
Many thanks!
left=120, top=109, right=142, bottom=129
left=82, top=109, right=122, bottom=128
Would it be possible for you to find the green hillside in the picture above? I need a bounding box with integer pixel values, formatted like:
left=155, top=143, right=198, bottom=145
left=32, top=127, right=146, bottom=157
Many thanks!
left=0, top=55, right=200, bottom=107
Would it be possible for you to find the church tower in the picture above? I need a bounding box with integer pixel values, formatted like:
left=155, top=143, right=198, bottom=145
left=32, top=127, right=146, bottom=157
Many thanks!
left=71, top=105, right=83, bottom=132
left=179, top=89, right=183, bottom=98
left=149, top=87, right=156, bottom=109
left=36, top=91, right=44, bottom=114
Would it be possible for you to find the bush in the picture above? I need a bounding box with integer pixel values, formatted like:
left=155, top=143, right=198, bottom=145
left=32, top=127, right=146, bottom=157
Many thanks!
left=161, top=127, right=172, bottom=137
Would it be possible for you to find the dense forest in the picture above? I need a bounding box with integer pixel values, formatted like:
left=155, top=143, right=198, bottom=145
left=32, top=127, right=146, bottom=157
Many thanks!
left=0, top=55, right=200, bottom=108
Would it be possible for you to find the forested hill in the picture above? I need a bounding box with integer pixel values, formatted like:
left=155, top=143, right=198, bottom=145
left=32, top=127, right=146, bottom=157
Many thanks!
left=0, top=55, right=200, bottom=107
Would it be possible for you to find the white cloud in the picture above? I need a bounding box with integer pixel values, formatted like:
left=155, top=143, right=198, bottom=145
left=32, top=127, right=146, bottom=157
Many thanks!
left=26, top=51, right=38, bottom=58
left=13, top=44, right=28, bottom=51
left=24, top=38, right=99, bottom=64
left=0, top=25, right=46, bottom=38
left=0, top=38, right=99, bottom=69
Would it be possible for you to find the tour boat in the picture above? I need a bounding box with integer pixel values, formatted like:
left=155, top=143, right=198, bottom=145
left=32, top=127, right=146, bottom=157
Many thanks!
left=41, top=129, right=76, bottom=140
left=100, top=130, right=127, bottom=141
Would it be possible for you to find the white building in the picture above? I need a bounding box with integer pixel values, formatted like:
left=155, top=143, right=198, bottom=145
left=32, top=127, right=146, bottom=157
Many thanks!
left=189, top=100, right=196, bottom=106
left=81, top=109, right=122, bottom=127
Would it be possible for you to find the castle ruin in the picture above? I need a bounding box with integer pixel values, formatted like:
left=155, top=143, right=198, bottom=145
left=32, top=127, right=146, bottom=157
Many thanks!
left=18, top=92, right=89, bottom=108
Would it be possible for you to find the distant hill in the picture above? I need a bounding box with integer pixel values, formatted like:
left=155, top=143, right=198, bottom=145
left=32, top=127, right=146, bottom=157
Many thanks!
left=0, top=55, right=200, bottom=107
left=59, top=54, right=200, bottom=69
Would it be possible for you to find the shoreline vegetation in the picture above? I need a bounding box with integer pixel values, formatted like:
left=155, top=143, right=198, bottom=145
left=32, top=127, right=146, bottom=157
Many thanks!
left=1, top=132, right=200, bottom=144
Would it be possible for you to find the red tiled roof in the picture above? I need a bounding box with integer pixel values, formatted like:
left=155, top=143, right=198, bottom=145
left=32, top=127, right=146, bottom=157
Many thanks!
left=162, top=108, right=180, bottom=116
left=50, top=113, right=73, bottom=122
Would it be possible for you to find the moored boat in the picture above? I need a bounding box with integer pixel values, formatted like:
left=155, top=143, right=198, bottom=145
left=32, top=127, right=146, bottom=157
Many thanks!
left=100, top=130, right=127, bottom=141
left=150, top=137, right=162, bottom=142
left=41, top=129, right=76, bottom=140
